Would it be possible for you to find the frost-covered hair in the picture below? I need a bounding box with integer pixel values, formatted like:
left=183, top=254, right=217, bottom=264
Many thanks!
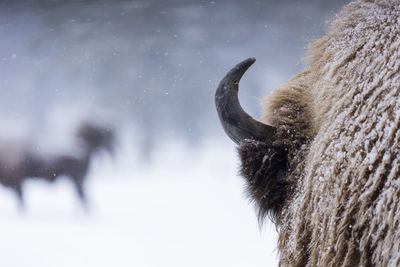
left=216, top=0, right=400, bottom=265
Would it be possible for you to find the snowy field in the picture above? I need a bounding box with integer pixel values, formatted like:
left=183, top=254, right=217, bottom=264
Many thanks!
left=0, top=137, right=278, bottom=267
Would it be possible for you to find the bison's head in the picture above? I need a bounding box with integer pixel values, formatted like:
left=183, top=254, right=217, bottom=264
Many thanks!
left=76, top=122, right=115, bottom=156
left=216, top=58, right=295, bottom=223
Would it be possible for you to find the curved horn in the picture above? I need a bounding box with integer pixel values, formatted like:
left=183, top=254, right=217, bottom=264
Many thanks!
left=215, top=58, right=276, bottom=144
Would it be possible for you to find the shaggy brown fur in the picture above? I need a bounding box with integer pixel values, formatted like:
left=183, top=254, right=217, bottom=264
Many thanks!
left=239, top=71, right=313, bottom=224
left=236, top=0, right=400, bottom=265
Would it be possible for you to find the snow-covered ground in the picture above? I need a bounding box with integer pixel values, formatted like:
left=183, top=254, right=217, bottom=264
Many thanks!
left=0, top=137, right=278, bottom=267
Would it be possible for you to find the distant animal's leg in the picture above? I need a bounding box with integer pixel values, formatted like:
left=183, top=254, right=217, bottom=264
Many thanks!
left=72, top=176, right=89, bottom=212
left=14, top=184, right=25, bottom=212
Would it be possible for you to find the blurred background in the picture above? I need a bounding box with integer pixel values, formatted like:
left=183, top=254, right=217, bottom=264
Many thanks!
left=0, top=0, right=349, bottom=266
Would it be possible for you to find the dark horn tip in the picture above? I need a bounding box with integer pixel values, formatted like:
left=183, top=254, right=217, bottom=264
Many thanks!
left=231, top=57, right=256, bottom=79
left=242, top=57, right=256, bottom=64
left=244, top=57, right=256, bottom=65
left=218, top=58, right=257, bottom=89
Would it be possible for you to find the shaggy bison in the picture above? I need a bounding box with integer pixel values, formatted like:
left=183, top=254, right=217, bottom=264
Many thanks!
left=216, top=0, right=400, bottom=265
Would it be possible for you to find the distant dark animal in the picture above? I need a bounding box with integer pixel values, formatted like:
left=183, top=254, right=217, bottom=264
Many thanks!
left=216, top=0, right=400, bottom=265
left=0, top=122, right=114, bottom=208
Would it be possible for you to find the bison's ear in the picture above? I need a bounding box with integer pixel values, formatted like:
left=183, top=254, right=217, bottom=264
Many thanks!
left=215, top=58, right=289, bottom=223
left=215, top=58, right=276, bottom=144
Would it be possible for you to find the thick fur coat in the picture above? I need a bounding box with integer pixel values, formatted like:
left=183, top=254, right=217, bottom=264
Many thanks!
left=238, top=0, right=400, bottom=265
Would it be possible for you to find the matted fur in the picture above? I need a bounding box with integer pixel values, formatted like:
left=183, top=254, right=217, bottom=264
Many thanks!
left=238, top=139, right=289, bottom=223
left=237, top=0, right=400, bottom=265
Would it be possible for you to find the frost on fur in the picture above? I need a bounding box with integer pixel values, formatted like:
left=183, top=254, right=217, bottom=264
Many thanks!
left=216, top=0, right=400, bottom=266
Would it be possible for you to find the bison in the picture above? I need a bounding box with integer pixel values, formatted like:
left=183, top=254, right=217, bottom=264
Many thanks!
left=216, top=0, right=400, bottom=265
left=0, top=122, right=114, bottom=209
